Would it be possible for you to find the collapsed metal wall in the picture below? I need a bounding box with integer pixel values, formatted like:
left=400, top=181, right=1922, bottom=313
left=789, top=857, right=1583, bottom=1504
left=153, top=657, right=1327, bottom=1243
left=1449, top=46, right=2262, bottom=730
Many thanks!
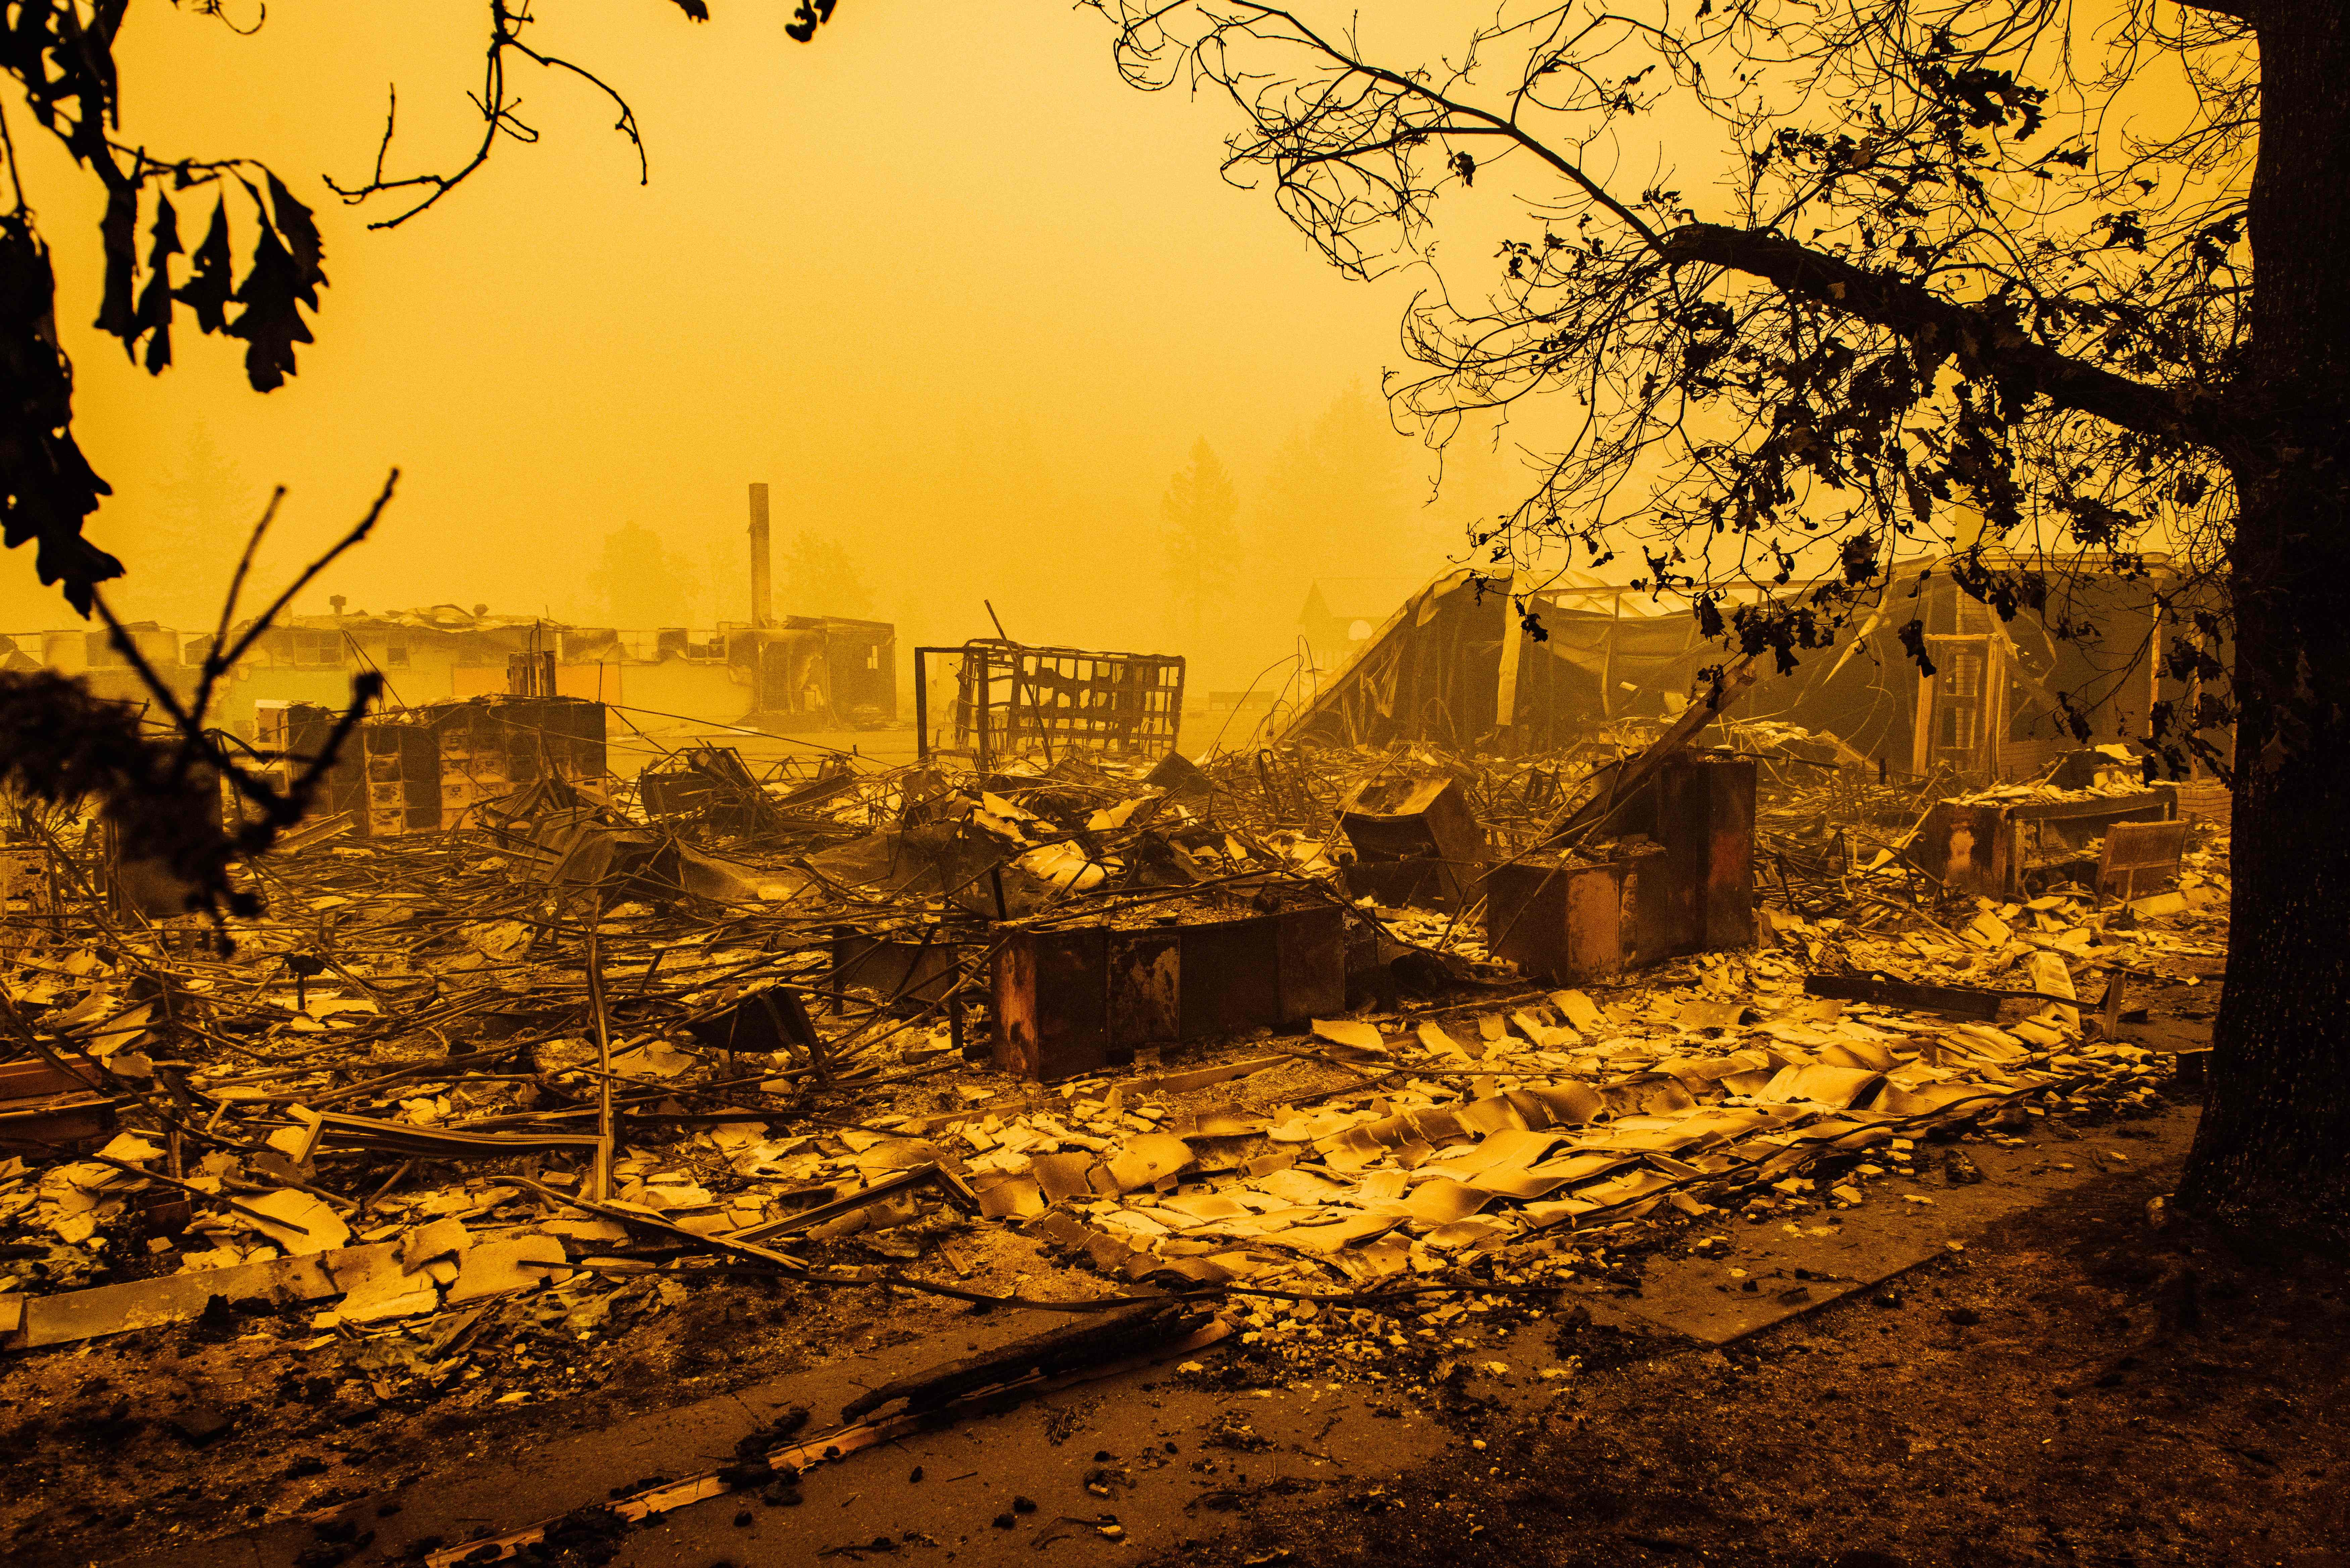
left=1747, top=566, right=2195, bottom=779
left=914, top=640, right=1185, bottom=768
left=1282, top=572, right=1722, bottom=754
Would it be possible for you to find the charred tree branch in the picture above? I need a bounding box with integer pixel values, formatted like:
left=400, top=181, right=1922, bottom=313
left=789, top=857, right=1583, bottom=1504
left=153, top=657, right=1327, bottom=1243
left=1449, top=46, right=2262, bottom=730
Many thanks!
left=1656, top=222, right=2211, bottom=447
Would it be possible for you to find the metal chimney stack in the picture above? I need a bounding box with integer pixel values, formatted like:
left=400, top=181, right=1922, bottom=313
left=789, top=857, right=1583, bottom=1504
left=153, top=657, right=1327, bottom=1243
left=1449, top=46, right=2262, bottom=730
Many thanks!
left=747, top=482, right=773, bottom=628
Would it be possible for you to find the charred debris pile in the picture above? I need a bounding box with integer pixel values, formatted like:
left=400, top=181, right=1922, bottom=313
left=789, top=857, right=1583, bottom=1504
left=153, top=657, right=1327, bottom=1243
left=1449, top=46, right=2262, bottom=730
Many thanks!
left=0, top=701, right=2224, bottom=1425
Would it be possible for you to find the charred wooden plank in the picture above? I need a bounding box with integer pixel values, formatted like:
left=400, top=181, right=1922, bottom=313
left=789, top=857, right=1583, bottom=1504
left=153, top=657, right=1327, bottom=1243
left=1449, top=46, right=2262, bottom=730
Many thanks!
left=839, top=1300, right=1212, bottom=1422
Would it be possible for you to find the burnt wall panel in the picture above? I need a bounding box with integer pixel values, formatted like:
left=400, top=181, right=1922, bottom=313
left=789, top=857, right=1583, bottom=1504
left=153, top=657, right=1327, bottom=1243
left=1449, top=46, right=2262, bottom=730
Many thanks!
left=1617, top=844, right=1677, bottom=969
left=1107, top=928, right=1182, bottom=1047
left=1561, top=861, right=1627, bottom=981
left=1487, top=859, right=1574, bottom=979
left=1273, top=905, right=1348, bottom=1023
left=1649, top=762, right=1709, bottom=953
left=1700, top=759, right=1757, bottom=949
left=1176, top=916, right=1282, bottom=1040
left=992, top=927, right=1109, bottom=1080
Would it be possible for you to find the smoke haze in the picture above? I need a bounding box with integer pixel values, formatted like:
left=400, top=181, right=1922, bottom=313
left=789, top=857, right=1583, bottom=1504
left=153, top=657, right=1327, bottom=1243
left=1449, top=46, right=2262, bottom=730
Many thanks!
left=2, top=2, right=1542, bottom=696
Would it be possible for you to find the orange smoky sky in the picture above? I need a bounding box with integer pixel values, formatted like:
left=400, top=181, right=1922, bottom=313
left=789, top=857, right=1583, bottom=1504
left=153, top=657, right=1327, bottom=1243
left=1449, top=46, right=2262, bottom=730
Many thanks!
left=5, top=1, right=1537, bottom=691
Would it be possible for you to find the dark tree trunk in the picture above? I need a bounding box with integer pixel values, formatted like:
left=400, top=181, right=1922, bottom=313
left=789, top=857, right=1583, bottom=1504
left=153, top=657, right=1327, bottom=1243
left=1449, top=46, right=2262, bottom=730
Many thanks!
left=2177, top=0, right=2350, bottom=1235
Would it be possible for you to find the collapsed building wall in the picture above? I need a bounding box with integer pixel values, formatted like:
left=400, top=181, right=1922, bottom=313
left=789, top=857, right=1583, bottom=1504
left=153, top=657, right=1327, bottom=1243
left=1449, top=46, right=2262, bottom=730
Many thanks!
left=258, top=695, right=609, bottom=838
left=731, top=617, right=898, bottom=731
left=1747, top=562, right=2218, bottom=779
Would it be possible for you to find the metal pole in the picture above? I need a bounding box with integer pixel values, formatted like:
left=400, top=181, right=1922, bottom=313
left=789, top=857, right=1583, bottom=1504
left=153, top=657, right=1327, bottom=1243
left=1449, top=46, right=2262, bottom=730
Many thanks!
left=914, top=649, right=929, bottom=762
left=587, top=915, right=615, bottom=1201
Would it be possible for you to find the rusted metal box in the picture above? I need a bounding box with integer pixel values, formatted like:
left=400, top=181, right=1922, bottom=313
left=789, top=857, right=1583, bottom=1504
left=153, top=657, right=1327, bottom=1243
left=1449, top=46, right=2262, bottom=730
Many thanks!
left=1909, top=785, right=2178, bottom=900
left=994, top=927, right=1110, bottom=1081
left=992, top=902, right=1347, bottom=1080
left=1651, top=753, right=1757, bottom=951
left=1338, top=772, right=1489, bottom=911
left=1485, top=754, right=1755, bottom=983
left=1485, top=843, right=1675, bottom=983
left=0, top=1058, right=118, bottom=1153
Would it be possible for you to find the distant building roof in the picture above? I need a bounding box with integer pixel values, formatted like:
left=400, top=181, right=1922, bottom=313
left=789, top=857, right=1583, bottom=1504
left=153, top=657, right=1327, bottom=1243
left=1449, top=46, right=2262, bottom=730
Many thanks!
left=1303, top=567, right=1634, bottom=630
left=234, top=606, right=568, bottom=639
left=1300, top=576, right=1438, bottom=626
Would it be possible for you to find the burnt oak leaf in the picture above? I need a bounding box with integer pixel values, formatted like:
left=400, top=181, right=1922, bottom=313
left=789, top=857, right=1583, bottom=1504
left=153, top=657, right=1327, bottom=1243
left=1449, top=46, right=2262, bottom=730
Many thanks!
left=135, top=193, right=182, bottom=374
left=226, top=210, right=315, bottom=392
left=94, top=181, right=138, bottom=349
left=174, top=197, right=234, bottom=336
left=263, top=172, right=326, bottom=305
left=787, top=0, right=839, bottom=42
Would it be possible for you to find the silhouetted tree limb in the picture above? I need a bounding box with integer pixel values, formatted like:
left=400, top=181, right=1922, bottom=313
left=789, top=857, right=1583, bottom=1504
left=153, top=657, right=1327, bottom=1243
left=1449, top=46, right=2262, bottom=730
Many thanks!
left=1, top=475, right=395, bottom=931
left=323, top=1, right=664, bottom=230
left=1652, top=223, right=2209, bottom=448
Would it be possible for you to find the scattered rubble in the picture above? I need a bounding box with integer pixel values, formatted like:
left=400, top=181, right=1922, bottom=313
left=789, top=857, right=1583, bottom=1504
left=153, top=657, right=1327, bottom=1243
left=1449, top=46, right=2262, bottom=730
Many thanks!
left=0, top=705, right=2230, bottom=1556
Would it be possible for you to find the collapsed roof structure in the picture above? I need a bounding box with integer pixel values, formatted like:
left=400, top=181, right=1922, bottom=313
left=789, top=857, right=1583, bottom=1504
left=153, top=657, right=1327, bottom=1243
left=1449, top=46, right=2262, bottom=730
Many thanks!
left=1283, top=556, right=2220, bottom=783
